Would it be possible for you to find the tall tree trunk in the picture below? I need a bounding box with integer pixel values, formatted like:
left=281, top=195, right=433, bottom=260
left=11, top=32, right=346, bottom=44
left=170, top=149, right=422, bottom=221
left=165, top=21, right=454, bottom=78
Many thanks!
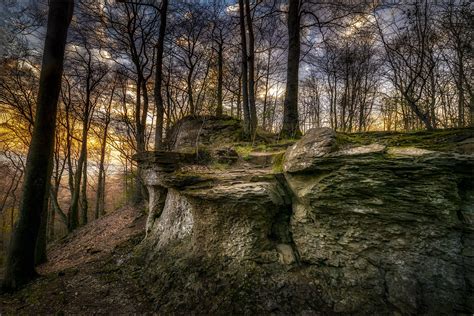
left=65, top=122, right=74, bottom=195
left=50, top=186, right=67, bottom=225
left=244, top=0, right=257, bottom=135
left=154, top=0, right=168, bottom=150
left=2, top=0, right=73, bottom=291
left=81, top=154, right=88, bottom=225
left=281, top=0, right=302, bottom=138
left=140, top=80, right=150, bottom=202
left=216, top=42, right=224, bottom=116
left=457, top=51, right=465, bottom=127
left=48, top=198, right=55, bottom=239
left=133, top=76, right=147, bottom=205
left=95, top=83, right=115, bottom=219
left=34, top=193, right=49, bottom=266
left=187, top=67, right=195, bottom=115
left=262, top=48, right=272, bottom=131
left=238, top=0, right=251, bottom=137
left=68, top=113, right=88, bottom=231
left=69, top=56, right=95, bottom=230
left=94, top=163, right=105, bottom=220
left=237, top=75, right=242, bottom=120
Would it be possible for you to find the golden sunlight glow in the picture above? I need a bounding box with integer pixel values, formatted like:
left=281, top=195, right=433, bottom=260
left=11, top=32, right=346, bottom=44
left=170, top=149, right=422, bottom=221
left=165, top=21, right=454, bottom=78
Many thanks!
left=343, top=14, right=375, bottom=37
left=259, top=85, right=284, bottom=99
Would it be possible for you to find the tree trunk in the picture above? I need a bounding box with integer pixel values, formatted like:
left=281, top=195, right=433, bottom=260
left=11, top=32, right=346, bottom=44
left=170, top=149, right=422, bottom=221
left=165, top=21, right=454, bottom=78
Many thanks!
left=68, top=114, right=88, bottom=231
left=154, top=0, right=168, bottom=150
left=456, top=51, right=465, bottom=127
left=216, top=42, right=224, bottom=116
left=48, top=198, right=55, bottom=239
left=95, top=83, right=114, bottom=219
left=65, top=117, right=74, bottom=196
left=34, top=194, right=49, bottom=266
left=50, top=187, right=67, bottom=225
left=470, top=100, right=474, bottom=127
left=94, top=165, right=105, bottom=220
left=281, top=0, right=302, bottom=138
left=2, top=0, right=73, bottom=291
left=237, top=75, right=242, bottom=120
left=80, top=154, right=88, bottom=225
left=187, top=67, right=195, bottom=115
left=262, top=48, right=272, bottom=130
left=133, top=75, right=147, bottom=205
left=238, top=0, right=251, bottom=137
left=244, top=0, right=257, bottom=135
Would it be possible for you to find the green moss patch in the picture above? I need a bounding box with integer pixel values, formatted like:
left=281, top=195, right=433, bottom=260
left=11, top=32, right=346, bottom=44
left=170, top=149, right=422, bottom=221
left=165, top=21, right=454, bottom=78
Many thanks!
left=272, top=152, right=285, bottom=173
left=336, top=128, right=473, bottom=152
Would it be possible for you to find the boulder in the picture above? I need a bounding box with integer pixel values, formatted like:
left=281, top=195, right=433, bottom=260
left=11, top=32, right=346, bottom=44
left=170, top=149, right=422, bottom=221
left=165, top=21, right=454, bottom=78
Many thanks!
left=166, top=115, right=242, bottom=150
left=283, top=127, right=337, bottom=173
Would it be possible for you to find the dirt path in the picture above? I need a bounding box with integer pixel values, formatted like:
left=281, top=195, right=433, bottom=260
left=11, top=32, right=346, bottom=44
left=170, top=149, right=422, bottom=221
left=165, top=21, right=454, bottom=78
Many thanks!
left=0, top=206, right=153, bottom=315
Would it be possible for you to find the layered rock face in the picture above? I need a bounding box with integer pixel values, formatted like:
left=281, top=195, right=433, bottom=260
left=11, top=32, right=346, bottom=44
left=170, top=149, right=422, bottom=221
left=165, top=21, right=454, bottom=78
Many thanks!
left=284, top=128, right=473, bottom=314
left=135, top=119, right=473, bottom=315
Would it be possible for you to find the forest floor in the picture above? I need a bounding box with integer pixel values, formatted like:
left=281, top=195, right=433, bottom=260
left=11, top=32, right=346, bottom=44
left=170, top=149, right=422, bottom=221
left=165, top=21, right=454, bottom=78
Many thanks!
left=0, top=205, right=153, bottom=315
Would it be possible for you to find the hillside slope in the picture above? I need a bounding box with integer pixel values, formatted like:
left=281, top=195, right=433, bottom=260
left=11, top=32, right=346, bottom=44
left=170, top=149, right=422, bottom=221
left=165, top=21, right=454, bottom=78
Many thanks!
left=0, top=206, right=150, bottom=315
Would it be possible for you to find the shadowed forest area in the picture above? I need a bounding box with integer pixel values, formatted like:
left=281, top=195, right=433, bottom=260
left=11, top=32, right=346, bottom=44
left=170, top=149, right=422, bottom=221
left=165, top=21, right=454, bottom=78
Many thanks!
left=0, top=0, right=473, bottom=314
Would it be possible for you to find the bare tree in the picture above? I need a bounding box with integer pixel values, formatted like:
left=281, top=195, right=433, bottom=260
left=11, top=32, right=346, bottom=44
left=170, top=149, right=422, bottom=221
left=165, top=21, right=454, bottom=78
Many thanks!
left=102, top=0, right=157, bottom=203
left=281, top=0, right=302, bottom=138
left=94, top=75, right=117, bottom=219
left=439, top=1, right=473, bottom=127
left=66, top=19, right=109, bottom=230
left=375, top=0, right=438, bottom=130
left=154, top=0, right=168, bottom=149
left=2, top=0, right=74, bottom=291
left=238, top=0, right=252, bottom=136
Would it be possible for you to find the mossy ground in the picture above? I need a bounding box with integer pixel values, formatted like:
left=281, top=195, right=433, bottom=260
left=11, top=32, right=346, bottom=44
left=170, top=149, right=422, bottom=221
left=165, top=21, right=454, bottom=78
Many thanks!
left=207, top=127, right=472, bottom=171
left=336, top=128, right=473, bottom=152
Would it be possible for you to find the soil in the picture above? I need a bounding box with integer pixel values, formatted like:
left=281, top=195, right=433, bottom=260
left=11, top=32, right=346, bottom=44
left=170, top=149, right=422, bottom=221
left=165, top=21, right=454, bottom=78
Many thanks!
left=0, top=205, right=153, bottom=315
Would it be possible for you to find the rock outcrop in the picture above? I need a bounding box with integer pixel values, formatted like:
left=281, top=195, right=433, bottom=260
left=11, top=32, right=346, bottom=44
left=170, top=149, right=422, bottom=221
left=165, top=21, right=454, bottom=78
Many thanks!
left=134, top=117, right=474, bottom=315
left=284, top=128, right=473, bottom=314
left=165, top=115, right=242, bottom=150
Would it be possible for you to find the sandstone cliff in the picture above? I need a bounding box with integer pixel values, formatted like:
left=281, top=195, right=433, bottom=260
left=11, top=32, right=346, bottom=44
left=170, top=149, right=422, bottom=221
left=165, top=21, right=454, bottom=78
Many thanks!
left=134, top=117, right=473, bottom=315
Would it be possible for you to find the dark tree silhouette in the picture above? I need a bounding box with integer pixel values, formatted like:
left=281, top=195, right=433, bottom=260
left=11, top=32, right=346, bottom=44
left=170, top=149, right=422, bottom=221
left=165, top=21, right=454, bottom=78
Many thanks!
left=154, top=0, right=168, bottom=149
left=238, top=0, right=251, bottom=136
left=281, top=0, right=302, bottom=138
left=244, top=0, right=257, bottom=135
left=2, top=0, right=74, bottom=291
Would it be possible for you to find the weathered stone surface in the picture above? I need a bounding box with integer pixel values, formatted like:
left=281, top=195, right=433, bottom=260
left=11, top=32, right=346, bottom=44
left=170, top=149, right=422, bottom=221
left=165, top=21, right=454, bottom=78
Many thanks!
left=133, top=151, right=197, bottom=172
left=284, top=129, right=474, bottom=314
left=166, top=115, right=242, bottom=150
left=145, top=189, right=193, bottom=251
left=135, top=126, right=474, bottom=315
left=456, top=137, right=474, bottom=154
left=144, top=171, right=293, bottom=261
left=145, top=186, right=167, bottom=236
left=246, top=151, right=286, bottom=167
left=283, top=127, right=336, bottom=173
left=334, top=143, right=385, bottom=156
left=210, top=147, right=239, bottom=164
left=387, top=146, right=435, bottom=156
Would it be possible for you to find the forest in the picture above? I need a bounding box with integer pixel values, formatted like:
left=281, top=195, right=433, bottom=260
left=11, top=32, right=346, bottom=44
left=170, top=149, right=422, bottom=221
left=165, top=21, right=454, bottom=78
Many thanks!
left=0, top=0, right=473, bottom=314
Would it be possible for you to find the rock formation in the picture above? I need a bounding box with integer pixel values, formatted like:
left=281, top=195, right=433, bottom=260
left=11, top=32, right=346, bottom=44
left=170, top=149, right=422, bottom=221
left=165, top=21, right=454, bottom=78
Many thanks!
left=134, top=117, right=473, bottom=314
